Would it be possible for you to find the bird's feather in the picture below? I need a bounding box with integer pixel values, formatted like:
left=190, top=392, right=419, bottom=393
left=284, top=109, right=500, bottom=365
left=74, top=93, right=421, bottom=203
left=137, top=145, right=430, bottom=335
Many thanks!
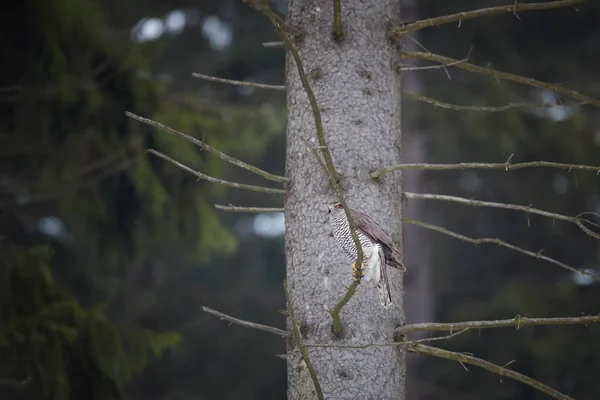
left=351, top=208, right=406, bottom=271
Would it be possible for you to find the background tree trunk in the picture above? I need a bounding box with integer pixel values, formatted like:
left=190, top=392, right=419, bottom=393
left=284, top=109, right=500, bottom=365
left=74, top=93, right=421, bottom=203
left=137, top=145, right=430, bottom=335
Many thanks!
left=284, top=1, right=405, bottom=399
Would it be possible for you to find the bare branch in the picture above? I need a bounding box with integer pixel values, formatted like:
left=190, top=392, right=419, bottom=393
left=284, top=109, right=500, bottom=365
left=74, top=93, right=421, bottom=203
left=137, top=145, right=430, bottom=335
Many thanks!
left=215, top=204, right=284, bottom=213
left=372, top=157, right=600, bottom=178
left=249, top=1, right=367, bottom=331
left=399, top=56, right=467, bottom=72
left=126, top=112, right=288, bottom=184
left=284, top=280, right=324, bottom=400
left=394, top=0, right=584, bottom=35
left=402, top=51, right=600, bottom=107
left=397, top=314, right=600, bottom=336
left=411, top=344, right=574, bottom=400
left=332, top=0, right=343, bottom=39
left=305, top=328, right=468, bottom=349
left=403, top=218, right=599, bottom=280
left=148, top=149, right=285, bottom=195
left=402, top=91, right=573, bottom=113
left=201, top=306, right=290, bottom=337
left=404, top=192, right=600, bottom=240
left=192, top=73, right=286, bottom=91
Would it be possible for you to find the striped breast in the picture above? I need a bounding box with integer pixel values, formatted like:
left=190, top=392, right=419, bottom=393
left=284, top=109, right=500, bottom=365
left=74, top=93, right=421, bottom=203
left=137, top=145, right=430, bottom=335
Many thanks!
left=330, top=210, right=373, bottom=261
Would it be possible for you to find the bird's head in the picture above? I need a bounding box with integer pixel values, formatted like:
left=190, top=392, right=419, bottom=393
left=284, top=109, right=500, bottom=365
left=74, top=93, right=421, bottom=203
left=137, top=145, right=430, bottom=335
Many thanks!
left=327, top=201, right=344, bottom=214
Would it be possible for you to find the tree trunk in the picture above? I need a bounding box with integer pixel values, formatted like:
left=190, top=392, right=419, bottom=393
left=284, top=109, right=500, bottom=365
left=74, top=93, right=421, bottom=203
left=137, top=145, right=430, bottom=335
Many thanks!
left=284, top=1, right=405, bottom=399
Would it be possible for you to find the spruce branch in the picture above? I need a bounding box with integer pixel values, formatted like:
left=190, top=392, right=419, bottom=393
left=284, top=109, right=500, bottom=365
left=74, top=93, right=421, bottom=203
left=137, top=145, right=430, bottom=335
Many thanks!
left=148, top=149, right=285, bottom=195
left=201, top=306, right=290, bottom=337
left=215, top=204, right=284, bottom=213
left=284, top=280, right=325, bottom=400
left=305, top=328, right=468, bottom=349
left=411, top=344, right=573, bottom=400
left=404, top=192, right=600, bottom=240
left=403, top=218, right=599, bottom=280
left=402, top=52, right=600, bottom=107
left=397, top=314, right=600, bottom=336
left=394, top=0, right=585, bottom=35
left=192, top=72, right=286, bottom=91
left=126, top=112, right=288, bottom=183
left=372, top=157, right=600, bottom=178
left=402, top=91, right=574, bottom=113
left=247, top=1, right=368, bottom=332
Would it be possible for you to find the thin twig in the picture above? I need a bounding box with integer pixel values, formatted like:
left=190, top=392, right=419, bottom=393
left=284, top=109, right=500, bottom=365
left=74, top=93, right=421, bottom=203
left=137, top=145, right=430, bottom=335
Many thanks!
left=201, top=306, right=290, bottom=337
left=192, top=73, right=286, bottom=91
left=126, top=112, right=288, bottom=183
left=403, top=218, right=599, bottom=280
left=284, top=280, right=324, bottom=400
left=305, top=328, right=468, bottom=349
left=404, top=192, right=600, bottom=240
left=402, top=52, right=600, bottom=107
left=332, top=0, right=343, bottom=39
left=399, top=56, right=467, bottom=72
left=402, top=91, right=573, bottom=113
left=397, top=314, right=600, bottom=335
left=394, top=0, right=584, bottom=35
left=249, top=1, right=367, bottom=331
left=148, top=149, right=285, bottom=195
left=372, top=158, right=600, bottom=178
left=411, top=344, right=573, bottom=400
left=215, top=204, right=284, bottom=213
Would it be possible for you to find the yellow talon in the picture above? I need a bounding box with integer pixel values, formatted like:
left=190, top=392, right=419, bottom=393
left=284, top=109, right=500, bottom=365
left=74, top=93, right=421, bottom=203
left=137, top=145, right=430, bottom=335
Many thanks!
left=351, top=262, right=366, bottom=281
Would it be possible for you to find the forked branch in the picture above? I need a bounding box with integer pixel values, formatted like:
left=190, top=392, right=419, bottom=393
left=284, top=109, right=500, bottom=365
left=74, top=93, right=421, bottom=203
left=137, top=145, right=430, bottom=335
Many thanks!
left=394, top=0, right=584, bottom=35
left=404, top=192, right=600, bottom=240
left=148, top=149, right=284, bottom=195
left=126, top=112, right=288, bottom=183
left=402, top=52, right=600, bottom=108
left=403, top=218, right=599, bottom=280
left=411, top=344, right=573, bottom=400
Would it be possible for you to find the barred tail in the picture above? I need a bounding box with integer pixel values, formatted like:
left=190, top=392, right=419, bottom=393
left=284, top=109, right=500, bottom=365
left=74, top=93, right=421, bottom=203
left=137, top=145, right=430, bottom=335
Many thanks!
left=378, top=248, right=393, bottom=309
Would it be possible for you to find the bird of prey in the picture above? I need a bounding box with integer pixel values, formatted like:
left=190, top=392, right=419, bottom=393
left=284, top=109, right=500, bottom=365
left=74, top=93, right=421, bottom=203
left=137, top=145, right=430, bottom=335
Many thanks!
left=327, top=201, right=406, bottom=308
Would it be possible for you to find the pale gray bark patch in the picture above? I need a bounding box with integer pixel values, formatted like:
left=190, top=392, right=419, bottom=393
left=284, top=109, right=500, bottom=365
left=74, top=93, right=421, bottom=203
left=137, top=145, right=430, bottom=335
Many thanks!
left=284, top=1, right=405, bottom=399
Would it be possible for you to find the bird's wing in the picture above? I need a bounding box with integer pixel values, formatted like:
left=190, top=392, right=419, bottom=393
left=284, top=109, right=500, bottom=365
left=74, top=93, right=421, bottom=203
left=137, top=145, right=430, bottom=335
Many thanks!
left=351, top=208, right=405, bottom=270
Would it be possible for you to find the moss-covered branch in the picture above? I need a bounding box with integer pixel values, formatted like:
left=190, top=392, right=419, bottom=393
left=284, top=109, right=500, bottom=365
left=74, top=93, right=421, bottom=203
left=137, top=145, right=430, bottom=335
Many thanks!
left=284, top=281, right=324, bottom=400
left=245, top=0, right=367, bottom=333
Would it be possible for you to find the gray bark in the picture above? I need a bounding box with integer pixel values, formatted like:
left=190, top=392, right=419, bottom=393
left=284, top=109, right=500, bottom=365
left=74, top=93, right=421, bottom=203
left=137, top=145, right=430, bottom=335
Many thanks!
left=284, top=1, right=405, bottom=399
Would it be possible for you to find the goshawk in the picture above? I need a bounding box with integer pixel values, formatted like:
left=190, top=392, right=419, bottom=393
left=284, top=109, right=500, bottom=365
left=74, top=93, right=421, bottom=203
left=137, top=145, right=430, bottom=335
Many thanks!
left=327, top=201, right=406, bottom=308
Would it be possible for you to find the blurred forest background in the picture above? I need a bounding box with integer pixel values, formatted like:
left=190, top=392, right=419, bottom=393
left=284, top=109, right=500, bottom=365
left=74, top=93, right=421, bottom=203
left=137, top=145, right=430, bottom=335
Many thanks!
left=1, top=0, right=599, bottom=399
